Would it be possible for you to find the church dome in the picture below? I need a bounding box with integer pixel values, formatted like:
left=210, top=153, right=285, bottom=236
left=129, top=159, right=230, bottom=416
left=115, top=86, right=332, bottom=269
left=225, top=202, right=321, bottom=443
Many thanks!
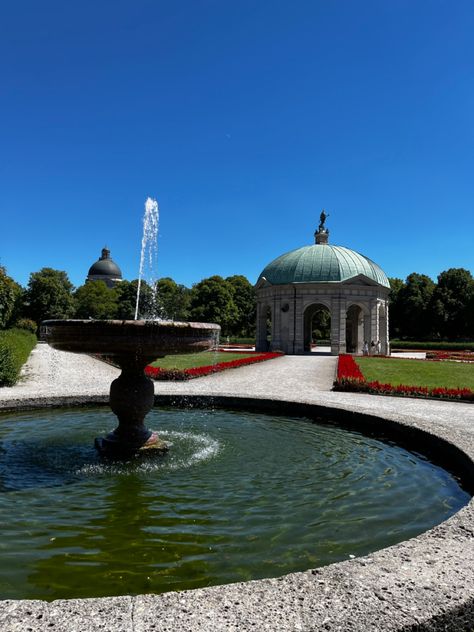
left=87, top=247, right=122, bottom=286
left=257, top=211, right=389, bottom=289
left=257, top=243, right=389, bottom=288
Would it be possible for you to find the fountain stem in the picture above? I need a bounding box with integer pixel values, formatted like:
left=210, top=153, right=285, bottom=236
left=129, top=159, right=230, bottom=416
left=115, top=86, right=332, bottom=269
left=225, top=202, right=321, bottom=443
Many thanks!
left=95, top=355, right=166, bottom=457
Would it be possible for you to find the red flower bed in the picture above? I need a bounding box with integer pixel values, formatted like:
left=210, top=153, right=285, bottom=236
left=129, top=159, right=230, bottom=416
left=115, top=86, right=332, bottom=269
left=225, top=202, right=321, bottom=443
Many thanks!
left=334, top=355, right=474, bottom=402
left=336, top=354, right=364, bottom=381
left=426, top=350, right=474, bottom=363
left=145, top=352, right=283, bottom=381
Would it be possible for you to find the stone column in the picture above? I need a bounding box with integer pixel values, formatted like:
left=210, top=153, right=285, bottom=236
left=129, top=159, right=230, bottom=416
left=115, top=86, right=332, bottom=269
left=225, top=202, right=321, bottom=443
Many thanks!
left=379, top=300, right=390, bottom=355
left=294, top=295, right=305, bottom=354
left=330, top=297, right=346, bottom=354
left=255, top=302, right=268, bottom=352
left=288, top=295, right=296, bottom=354
left=363, top=306, right=371, bottom=350
left=339, top=302, right=347, bottom=354
left=385, top=302, right=390, bottom=355
left=357, top=310, right=364, bottom=354
left=370, top=300, right=380, bottom=352
left=271, top=296, right=282, bottom=351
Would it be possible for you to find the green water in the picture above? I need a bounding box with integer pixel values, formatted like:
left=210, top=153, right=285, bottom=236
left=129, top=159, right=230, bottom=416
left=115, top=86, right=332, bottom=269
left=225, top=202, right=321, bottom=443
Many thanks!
left=0, top=407, right=469, bottom=601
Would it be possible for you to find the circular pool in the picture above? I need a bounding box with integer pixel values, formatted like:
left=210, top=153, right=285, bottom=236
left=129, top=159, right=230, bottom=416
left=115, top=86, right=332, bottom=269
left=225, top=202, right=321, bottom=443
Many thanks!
left=0, top=406, right=469, bottom=601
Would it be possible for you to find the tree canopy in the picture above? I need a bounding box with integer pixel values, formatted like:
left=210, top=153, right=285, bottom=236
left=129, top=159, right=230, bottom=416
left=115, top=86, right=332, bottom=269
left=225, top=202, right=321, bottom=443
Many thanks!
left=189, top=275, right=239, bottom=336
left=2, top=262, right=474, bottom=343
left=74, top=281, right=118, bottom=319
left=24, top=268, right=75, bottom=325
left=225, top=275, right=256, bottom=337
left=431, top=268, right=474, bottom=339
left=0, top=266, right=23, bottom=329
left=389, top=268, right=474, bottom=340
left=155, top=277, right=191, bottom=321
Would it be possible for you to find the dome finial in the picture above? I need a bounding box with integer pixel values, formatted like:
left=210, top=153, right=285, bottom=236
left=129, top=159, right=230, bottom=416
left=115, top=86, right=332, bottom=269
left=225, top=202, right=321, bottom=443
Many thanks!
left=100, top=246, right=111, bottom=260
left=314, top=210, right=330, bottom=244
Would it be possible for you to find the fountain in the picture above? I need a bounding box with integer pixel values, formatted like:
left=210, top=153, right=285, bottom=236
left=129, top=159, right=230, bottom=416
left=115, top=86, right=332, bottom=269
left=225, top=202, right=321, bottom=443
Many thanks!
left=40, top=319, right=219, bottom=456
left=41, top=197, right=220, bottom=457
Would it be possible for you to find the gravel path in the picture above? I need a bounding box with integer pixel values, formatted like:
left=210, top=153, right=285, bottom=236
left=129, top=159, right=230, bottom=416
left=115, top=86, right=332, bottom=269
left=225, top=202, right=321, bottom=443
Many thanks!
left=0, top=342, right=119, bottom=402
left=2, top=342, right=473, bottom=442
left=0, top=343, right=337, bottom=401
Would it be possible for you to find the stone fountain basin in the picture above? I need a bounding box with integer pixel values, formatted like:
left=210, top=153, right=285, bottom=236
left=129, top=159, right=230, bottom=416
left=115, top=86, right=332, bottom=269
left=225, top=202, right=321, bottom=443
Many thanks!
left=40, top=319, right=220, bottom=360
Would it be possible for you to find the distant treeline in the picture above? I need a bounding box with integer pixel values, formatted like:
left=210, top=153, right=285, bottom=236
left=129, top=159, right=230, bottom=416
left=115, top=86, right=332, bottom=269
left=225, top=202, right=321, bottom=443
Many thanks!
left=389, top=269, right=474, bottom=341
left=1, top=265, right=473, bottom=342
left=0, top=267, right=256, bottom=338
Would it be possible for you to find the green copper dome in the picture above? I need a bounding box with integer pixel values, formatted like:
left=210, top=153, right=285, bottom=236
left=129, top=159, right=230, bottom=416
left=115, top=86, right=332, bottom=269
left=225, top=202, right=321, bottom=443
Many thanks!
left=258, top=244, right=390, bottom=288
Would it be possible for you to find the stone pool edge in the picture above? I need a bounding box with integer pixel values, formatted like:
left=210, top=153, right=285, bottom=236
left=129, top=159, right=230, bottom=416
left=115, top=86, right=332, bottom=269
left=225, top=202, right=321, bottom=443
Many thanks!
left=0, top=393, right=473, bottom=632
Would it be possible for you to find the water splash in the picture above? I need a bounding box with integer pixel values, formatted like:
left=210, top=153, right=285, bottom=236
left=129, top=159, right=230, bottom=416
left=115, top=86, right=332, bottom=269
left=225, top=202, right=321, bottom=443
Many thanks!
left=75, top=431, right=220, bottom=477
left=134, top=197, right=159, bottom=320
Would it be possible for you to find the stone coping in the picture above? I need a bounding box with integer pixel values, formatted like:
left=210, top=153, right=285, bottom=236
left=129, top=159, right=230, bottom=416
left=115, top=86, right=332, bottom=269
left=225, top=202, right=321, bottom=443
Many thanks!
left=0, top=393, right=473, bottom=631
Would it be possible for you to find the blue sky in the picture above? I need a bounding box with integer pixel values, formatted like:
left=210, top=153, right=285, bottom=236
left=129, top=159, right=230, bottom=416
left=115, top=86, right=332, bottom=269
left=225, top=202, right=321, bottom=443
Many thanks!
left=1, top=0, right=473, bottom=289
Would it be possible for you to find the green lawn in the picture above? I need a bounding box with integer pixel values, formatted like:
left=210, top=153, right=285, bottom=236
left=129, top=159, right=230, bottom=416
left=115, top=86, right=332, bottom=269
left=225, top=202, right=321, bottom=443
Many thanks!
left=356, top=357, right=474, bottom=390
left=149, top=351, right=257, bottom=370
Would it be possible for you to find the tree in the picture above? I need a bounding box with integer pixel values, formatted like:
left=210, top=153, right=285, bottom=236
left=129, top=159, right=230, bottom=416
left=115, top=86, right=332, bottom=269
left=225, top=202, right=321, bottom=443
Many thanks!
left=115, top=280, right=139, bottom=319
left=387, top=277, right=405, bottom=339
left=74, top=281, right=118, bottom=319
left=115, top=280, right=158, bottom=319
left=396, top=273, right=435, bottom=339
left=189, top=275, right=238, bottom=336
left=430, top=268, right=474, bottom=339
left=24, top=268, right=75, bottom=324
left=311, top=308, right=331, bottom=341
left=225, top=275, right=256, bottom=337
left=155, top=277, right=191, bottom=321
left=0, top=266, right=23, bottom=329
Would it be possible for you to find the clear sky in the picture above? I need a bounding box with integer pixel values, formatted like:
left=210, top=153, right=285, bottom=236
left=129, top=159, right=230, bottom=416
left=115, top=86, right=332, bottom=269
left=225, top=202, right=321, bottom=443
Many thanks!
left=1, top=0, right=473, bottom=290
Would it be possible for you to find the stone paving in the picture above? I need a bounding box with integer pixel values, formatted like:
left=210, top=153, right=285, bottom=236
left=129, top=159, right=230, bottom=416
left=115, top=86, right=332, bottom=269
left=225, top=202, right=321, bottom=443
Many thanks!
left=1, top=344, right=474, bottom=631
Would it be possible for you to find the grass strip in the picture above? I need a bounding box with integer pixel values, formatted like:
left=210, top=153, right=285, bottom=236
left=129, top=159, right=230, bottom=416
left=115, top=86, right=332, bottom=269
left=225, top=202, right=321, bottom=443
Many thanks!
left=149, top=351, right=257, bottom=370
left=147, top=351, right=282, bottom=380
left=356, top=357, right=474, bottom=390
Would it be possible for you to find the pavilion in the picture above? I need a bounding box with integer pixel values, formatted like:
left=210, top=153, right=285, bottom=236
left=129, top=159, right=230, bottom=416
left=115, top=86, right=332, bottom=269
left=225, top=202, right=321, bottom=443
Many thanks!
left=255, top=212, right=390, bottom=355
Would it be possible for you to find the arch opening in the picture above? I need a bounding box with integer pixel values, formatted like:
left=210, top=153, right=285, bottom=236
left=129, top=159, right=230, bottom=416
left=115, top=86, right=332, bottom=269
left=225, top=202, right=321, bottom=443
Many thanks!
left=346, top=304, right=365, bottom=354
left=304, top=304, right=331, bottom=353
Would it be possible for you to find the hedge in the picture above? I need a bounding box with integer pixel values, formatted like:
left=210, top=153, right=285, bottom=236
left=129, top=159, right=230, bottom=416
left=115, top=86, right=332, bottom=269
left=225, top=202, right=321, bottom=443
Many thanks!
left=0, top=328, right=37, bottom=386
left=390, top=340, right=474, bottom=351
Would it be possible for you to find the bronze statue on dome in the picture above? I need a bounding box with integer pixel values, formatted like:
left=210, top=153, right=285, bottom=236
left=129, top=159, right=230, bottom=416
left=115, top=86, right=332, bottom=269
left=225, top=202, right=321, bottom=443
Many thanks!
left=318, top=209, right=329, bottom=232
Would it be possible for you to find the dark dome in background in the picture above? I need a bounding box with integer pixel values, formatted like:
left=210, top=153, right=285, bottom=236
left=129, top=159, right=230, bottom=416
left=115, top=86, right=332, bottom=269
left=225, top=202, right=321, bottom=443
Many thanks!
left=87, top=247, right=123, bottom=288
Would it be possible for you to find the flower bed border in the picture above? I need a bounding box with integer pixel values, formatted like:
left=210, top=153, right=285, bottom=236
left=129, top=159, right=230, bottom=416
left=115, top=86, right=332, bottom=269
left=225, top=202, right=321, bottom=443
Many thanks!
left=334, top=354, right=474, bottom=402
left=145, top=352, right=283, bottom=381
left=426, top=350, right=474, bottom=363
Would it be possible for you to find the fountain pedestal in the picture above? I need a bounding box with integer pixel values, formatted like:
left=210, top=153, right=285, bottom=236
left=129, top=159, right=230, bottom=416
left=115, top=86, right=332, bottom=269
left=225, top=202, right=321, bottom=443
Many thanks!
left=95, top=356, right=168, bottom=457
left=41, top=319, right=220, bottom=458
